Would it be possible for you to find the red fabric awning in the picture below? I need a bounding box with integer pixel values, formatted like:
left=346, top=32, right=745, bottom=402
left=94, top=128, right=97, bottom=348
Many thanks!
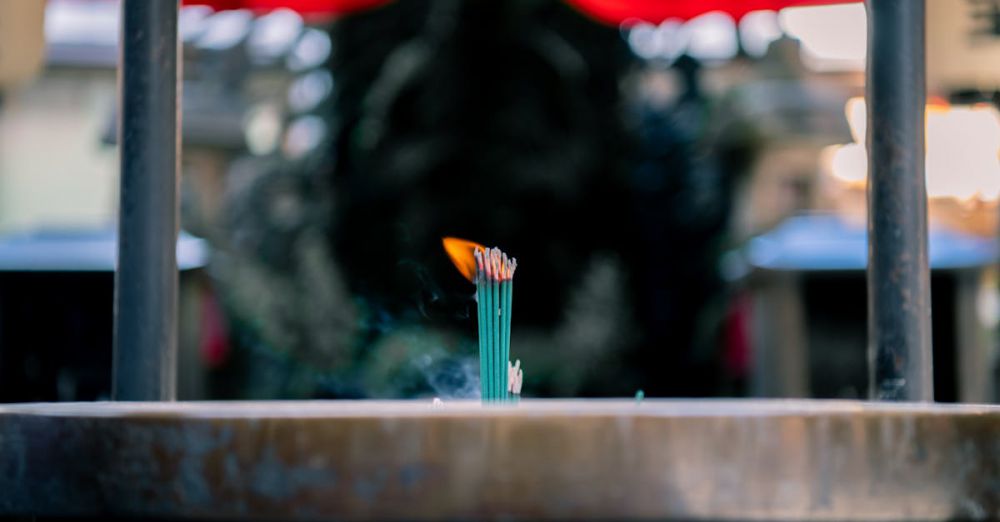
left=564, top=0, right=861, bottom=25
left=188, top=0, right=863, bottom=24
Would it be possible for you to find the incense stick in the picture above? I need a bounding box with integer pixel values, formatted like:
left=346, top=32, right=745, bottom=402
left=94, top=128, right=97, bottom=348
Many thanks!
left=492, top=250, right=502, bottom=400
left=475, top=249, right=487, bottom=400
left=498, top=277, right=507, bottom=399
left=502, top=259, right=514, bottom=398
left=483, top=249, right=494, bottom=400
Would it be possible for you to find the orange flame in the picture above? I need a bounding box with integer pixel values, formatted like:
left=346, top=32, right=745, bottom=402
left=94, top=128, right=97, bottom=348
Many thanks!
left=442, top=237, right=485, bottom=283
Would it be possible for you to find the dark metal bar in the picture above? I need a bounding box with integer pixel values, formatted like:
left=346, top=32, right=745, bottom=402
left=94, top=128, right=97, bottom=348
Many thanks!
left=114, top=0, right=179, bottom=400
left=866, top=0, right=932, bottom=401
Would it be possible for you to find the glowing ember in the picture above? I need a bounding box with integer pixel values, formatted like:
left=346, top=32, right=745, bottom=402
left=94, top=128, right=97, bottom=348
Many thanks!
left=442, top=237, right=485, bottom=283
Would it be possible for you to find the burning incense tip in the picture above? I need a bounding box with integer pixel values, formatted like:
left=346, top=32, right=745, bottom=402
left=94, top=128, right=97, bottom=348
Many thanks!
left=442, top=237, right=486, bottom=283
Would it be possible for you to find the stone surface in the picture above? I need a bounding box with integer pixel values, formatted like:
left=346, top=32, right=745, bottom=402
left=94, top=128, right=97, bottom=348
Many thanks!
left=0, top=399, right=997, bottom=520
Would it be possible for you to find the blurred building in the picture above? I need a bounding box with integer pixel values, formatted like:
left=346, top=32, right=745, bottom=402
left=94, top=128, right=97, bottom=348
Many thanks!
left=0, top=0, right=996, bottom=402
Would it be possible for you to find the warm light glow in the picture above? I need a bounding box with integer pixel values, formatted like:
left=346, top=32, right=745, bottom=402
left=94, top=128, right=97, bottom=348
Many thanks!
left=926, top=105, right=1000, bottom=201
left=825, top=143, right=868, bottom=184
left=779, top=3, right=866, bottom=71
left=845, top=96, right=866, bottom=144
left=442, top=237, right=485, bottom=283
left=825, top=99, right=1000, bottom=202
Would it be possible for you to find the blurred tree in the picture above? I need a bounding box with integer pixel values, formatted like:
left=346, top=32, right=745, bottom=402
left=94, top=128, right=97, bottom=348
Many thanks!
left=330, top=0, right=639, bottom=396
left=212, top=0, right=760, bottom=398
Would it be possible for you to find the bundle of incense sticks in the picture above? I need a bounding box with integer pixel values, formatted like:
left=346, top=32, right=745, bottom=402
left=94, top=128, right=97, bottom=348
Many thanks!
left=441, top=237, right=523, bottom=403
left=474, top=246, right=518, bottom=401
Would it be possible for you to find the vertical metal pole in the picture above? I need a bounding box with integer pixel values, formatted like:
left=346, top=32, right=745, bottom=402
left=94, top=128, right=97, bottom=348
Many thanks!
left=866, top=0, right=933, bottom=401
left=114, top=0, right=179, bottom=401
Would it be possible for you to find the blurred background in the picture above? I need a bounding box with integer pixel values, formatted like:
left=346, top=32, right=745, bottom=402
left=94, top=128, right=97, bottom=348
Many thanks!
left=0, top=0, right=998, bottom=403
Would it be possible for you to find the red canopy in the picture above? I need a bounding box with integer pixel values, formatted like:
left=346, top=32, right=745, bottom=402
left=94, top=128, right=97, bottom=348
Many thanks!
left=565, top=0, right=860, bottom=25
left=190, top=0, right=862, bottom=24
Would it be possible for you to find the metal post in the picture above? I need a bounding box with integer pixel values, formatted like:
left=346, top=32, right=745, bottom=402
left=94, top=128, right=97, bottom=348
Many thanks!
left=114, top=0, right=180, bottom=401
left=866, top=0, right=932, bottom=401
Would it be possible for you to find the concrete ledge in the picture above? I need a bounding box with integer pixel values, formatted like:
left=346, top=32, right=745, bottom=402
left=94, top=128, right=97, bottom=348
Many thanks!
left=0, top=399, right=997, bottom=520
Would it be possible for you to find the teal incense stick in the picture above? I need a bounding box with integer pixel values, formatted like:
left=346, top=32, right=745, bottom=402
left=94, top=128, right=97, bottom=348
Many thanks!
left=475, top=250, right=487, bottom=400
left=502, top=262, right=514, bottom=395
left=480, top=248, right=494, bottom=400
left=488, top=249, right=497, bottom=401
left=498, top=278, right=507, bottom=398
left=492, top=252, right=501, bottom=400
